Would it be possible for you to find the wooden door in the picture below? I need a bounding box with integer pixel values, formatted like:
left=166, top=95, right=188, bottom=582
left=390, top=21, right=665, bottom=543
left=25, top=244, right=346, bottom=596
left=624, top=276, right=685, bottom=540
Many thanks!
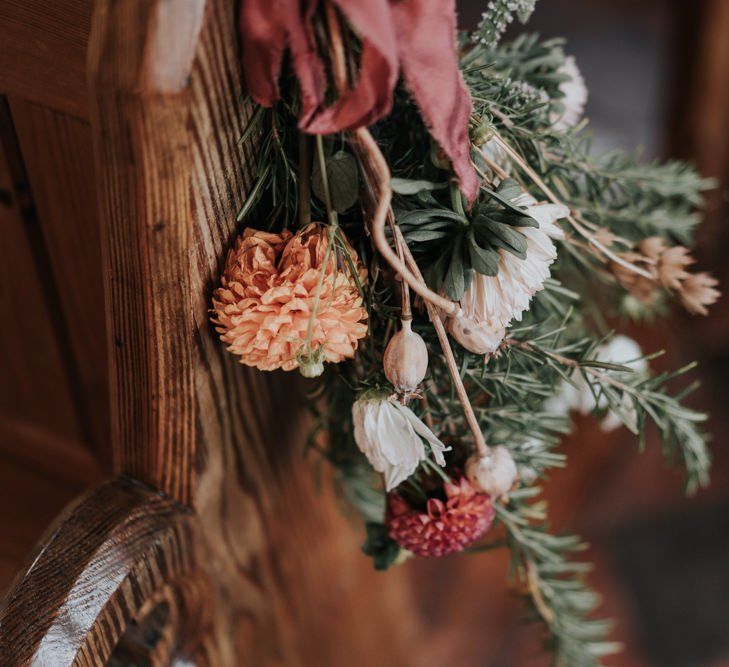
left=0, top=1, right=414, bottom=664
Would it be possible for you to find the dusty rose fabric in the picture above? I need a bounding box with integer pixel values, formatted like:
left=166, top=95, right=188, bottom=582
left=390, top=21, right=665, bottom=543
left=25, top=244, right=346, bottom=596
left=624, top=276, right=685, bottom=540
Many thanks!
left=239, top=0, right=479, bottom=202
left=239, top=0, right=326, bottom=121
left=391, top=0, right=479, bottom=202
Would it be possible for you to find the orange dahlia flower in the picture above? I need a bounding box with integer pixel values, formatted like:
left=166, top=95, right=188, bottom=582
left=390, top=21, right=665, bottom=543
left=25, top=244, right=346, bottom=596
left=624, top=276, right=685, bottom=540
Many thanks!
left=212, top=223, right=367, bottom=373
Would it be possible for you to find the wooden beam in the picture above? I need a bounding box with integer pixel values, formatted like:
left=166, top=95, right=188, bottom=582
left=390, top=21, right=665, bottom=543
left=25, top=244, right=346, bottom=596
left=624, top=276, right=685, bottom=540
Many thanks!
left=0, top=1, right=92, bottom=119
left=86, top=1, right=418, bottom=663
left=8, top=99, right=110, bottom=459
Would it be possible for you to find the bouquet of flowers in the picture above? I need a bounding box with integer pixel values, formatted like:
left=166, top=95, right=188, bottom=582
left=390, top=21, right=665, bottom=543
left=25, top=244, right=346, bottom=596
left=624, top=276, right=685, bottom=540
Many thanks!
left=214, top=0, right=720, bottom=662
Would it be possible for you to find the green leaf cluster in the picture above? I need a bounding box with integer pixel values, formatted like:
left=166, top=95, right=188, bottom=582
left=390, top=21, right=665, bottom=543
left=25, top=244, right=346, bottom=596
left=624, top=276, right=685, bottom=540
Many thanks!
left=238, top=7, right=714, bottom=665
left=397, top=179, right=536, bottom=299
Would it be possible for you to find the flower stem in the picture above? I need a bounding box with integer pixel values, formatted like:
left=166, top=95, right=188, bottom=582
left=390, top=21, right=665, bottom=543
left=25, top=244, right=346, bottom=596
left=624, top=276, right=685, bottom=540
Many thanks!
left=394, top=225, right=490, bottom=458
left=299, top=133, right=311, bottom=227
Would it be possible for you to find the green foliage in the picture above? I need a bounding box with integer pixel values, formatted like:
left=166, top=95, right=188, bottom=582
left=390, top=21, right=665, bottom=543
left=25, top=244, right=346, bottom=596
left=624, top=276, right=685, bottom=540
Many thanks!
left=362, top=523, right=401, bottom=570
left=312, top=149, right=360, bottom=213
left=238, top=14, right=713, bottom=666
left=470, top=0, right=540, bottom=48
left=396, top=179, right=537, bottom=299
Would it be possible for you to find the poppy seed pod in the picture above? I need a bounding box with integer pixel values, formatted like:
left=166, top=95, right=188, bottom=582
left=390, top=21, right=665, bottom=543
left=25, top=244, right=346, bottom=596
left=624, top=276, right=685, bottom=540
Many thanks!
left=465, top=446, right=518, bottom=498
left=383, top=319, right=428, bottom=394
left=448, top=311, right=505, bottom=356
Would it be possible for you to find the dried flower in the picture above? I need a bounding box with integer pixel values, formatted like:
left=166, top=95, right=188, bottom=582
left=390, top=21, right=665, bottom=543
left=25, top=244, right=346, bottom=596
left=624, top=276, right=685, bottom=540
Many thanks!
left=551, top=55, right=588, bottom=130
left=544, top=334, right=647, bottom=432
left=352, top=394, right=448, bottom=491
left=386, top=477, right=494, bottom=557
left=448, top=312, right=506, bottom=355
left=212, top=223, right=367, bottom=373
left=680, top=272, right=720, bottom=316
left=465, top=446, right=518, bottom=497
left=383, top=319, right=429, bottom=394
left=637, top=236, right=666, bottom=260
left=611, top=237, right=719, bottom=315
left=657, top=246, right=693, bottom=290
left=593, top=226, right=618, bottom=250
left=450, top=192, right=567, bottom=354
left=610, top=251, right=658, bottom=304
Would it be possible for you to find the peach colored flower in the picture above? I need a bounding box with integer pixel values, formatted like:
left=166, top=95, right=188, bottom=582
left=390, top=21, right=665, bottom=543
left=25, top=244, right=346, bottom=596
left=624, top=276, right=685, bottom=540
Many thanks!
left=680, top=272, right=720, bottom=316
left=212, top=223, right=367, bottom=373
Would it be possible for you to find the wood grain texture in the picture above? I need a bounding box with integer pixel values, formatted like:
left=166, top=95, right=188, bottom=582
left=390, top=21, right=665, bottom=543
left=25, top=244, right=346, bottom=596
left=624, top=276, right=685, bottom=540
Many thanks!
left=86, top=0, right=417, bottom=663
left=0, top=101, right=84, bottom=443
left=8, top=99, right=110, bottom=459
left=0, top=0, right=92, bottom=119
left=0, top=477, right=218, bottom=666
left=0, top=0, right=93, bottom=118
left=0, top=452, right=95, bottom=598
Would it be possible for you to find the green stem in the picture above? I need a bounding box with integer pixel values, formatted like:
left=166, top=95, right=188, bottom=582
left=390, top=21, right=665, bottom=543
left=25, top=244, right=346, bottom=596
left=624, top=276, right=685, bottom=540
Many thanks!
left=315, top=135, right=338, bottom=228
left=303, top=136, right=340, bottom=356
left=299, top=133, right=312, bottom=227
left=450, top=181, right=466, bottom=218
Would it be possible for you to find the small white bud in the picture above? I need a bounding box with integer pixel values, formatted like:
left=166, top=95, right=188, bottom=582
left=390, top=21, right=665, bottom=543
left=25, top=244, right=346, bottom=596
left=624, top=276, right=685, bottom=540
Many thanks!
left=448, top=311, right=505, bottom=355
left=297, top=347, right=325, bottom=378
left=383, top=319, right=428, bottom=394
left=466, top=446, right=518, bottom=497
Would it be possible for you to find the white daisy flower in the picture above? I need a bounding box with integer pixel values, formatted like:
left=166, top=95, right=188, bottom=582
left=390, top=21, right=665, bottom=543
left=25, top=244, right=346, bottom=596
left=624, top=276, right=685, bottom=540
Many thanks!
left=352, top=395, right=448, bottom=491
left=543, top=335, right=648, bottom=432
left=450, top=193, right=568, bottom=354
left=552, top=55, right=588, bottom=130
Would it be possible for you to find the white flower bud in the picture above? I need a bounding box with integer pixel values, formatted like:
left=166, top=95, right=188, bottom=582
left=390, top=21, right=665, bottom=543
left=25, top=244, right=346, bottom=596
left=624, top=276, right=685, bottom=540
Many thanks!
left=296, top=348, right=325, bottom=378
left=465, top=446, right=518, bottom=497
left=383, top=319, right=428, bottom=393
left=448, top=311, right=505, bottom=355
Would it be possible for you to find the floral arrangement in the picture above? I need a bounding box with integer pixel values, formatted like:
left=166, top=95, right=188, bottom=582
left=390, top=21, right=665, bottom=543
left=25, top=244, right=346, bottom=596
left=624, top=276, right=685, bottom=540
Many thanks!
left=215, top=0, right=720, bottom=662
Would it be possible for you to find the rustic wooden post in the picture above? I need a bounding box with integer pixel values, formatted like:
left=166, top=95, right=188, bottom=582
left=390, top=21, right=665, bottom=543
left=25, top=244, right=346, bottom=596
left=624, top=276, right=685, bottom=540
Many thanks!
left=0, top=1, right=415, bottom=664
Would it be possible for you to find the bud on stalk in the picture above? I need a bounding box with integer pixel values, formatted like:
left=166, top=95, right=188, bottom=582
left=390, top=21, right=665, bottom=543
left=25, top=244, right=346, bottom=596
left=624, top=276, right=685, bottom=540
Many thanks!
left=465, top=446, right=518, bottom=498
left=384, top=319, right=428, bottom=394
left=448, top=311, right=505, bottom=356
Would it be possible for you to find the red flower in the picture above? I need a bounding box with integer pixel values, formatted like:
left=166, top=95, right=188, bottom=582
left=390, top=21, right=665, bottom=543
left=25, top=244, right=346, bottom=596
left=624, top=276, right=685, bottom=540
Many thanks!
left=239, top=0, right=479, bottom=202
left=386, top=477, right=495, bottom=557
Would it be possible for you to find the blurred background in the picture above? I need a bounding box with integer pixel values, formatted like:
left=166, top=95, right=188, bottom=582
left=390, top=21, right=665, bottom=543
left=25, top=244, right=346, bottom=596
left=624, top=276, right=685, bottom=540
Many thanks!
left=0, top=0, right=727, bottom=665
left=404, top=1, right=729, bottom=665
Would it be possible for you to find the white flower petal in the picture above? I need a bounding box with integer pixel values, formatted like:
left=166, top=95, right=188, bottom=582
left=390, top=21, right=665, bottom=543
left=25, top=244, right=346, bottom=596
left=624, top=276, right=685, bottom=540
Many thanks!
left=393, top=402, right=449, bottom=466
left=552, top=56, right=588, bottom=130
left=352, top=396, right=447, bottom=491
left=543, top=335, right=647, bottom=432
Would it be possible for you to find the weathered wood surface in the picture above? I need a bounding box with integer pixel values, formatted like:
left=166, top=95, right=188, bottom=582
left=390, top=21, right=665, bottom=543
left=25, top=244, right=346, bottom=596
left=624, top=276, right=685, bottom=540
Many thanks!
left=2, top=0, right=418, bottom=664
left=0, top=0, right=92, bottom=119
left=0, top=477, right=217, bottom=666
left=8, top=99, right=109, bottom=458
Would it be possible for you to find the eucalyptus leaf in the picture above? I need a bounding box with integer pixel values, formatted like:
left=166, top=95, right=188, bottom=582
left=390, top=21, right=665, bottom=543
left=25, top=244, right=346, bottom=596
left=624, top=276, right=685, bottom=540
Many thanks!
left=477, top=219, right=528, bottom=257
left=406, top=229, right=451, bottom=242
left=397, top=208, right=466, bottom=227
left=444, top=236, right=467, bottom=300
left=468, top=231, right=500, bottom=276
left=312, top=150, right=360, bottom=213
left=484, top=186, right=536, bottom=219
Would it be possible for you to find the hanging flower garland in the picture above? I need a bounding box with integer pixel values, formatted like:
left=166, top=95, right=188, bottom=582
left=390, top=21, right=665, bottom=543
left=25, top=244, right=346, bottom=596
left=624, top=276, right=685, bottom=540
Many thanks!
left=214, top=0, right=720, bottom=662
